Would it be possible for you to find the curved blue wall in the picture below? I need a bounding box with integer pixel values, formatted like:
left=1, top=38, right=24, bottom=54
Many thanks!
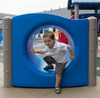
left=12, top=13, right=89, bottom=87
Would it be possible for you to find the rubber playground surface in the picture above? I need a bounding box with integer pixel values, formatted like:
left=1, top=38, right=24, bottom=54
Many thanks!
left=0, top=41, right=100, bottom=98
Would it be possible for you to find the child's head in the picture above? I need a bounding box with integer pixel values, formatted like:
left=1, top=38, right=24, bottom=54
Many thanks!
left=43, top=31, right=55, bottom=48
left=71, top=11, right=75, bottom=15
left=43, top=31, right=55, bottom=40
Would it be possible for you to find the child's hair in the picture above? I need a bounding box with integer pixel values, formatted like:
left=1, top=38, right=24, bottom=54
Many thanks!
left=71, top=11, right=75, bottom=15
left=43, top=31, right=55, bottom=40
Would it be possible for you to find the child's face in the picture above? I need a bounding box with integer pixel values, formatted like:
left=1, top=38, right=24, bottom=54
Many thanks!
left=43, top=37, right=55, bottom=48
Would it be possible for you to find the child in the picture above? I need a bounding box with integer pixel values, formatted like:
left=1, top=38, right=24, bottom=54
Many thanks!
left=70, top=11, right=75, bottom=19
left=31, top=31, right=74, bottom=94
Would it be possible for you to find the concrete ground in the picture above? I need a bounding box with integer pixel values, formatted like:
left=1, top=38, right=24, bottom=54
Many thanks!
left=0, top=42, right=100, bottom=98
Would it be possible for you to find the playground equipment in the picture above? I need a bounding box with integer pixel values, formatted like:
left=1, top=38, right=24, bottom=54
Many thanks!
left=3, top=13, right=97, bottom=88
left=43, top=29, right=48, bottom=33
left=54, top=30, right=68, bottom=44
left=0, top=27, right=3, bottom=48
left=54, top=30, right=62, bottom=36
left=0, top=32, right=3, bottom=48
left=79, top=13, right=100, bottom=35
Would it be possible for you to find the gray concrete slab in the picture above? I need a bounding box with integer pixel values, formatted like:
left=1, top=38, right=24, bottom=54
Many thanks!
left=0, top=77, right=100, bottom=98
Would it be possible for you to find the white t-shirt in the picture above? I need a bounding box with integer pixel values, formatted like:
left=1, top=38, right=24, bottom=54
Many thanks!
left=43, top=41, right=68, bottom=63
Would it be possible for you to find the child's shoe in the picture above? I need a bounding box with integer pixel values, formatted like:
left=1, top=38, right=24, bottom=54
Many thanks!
left=44, top=65, right=54, bottom=70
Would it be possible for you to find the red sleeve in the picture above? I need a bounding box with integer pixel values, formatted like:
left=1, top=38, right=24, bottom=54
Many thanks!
left=70, top=15, right=75, bottom=19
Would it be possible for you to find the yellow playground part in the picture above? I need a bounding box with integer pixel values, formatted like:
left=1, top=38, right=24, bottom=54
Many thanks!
left=54, top=30, right=62, bottom=36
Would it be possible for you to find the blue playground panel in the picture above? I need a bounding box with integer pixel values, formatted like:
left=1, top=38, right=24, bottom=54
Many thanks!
left=0, top=32, right=3, bottom=48
left=0, top=32, right=2, bottom=43
left=43, top=29, right=48, bottom=33
left=12, top=13, right=89, bottom=87
left=79, top=13, right=100, bottom=34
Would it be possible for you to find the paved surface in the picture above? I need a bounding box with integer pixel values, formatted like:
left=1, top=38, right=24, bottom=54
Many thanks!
left=0, top=42, right=100, bottom=98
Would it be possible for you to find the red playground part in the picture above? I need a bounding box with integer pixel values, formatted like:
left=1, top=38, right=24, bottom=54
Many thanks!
left=58, top=32, right=68, bottom=44
left=70, top=15, right=75, bottom=19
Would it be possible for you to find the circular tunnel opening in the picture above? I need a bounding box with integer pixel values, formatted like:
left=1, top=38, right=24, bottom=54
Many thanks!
left=27, top=25, right=74, bottom=73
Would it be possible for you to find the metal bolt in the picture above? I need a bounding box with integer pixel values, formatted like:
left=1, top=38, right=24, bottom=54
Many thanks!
left=6, top=71, right=9, bottom=73
left=92, top=27, right=95, bottom=30
left=91, top=69, right=95, bottom=71
left=92, top=48, right=94, bottom=51
left=5, top=27, right=8, bottom=30
left=6, top=49, right=9, bottom=52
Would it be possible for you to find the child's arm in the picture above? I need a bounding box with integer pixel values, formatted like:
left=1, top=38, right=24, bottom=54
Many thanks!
left=30, top=49, right=45, bottom=54
left=67, top=45, right=74, bottom=60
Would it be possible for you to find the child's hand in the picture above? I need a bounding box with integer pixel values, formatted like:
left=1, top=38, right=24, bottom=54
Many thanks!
left=30, top=49, right=37, bottom=53
left=70, top=55, right=74, bottom=60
